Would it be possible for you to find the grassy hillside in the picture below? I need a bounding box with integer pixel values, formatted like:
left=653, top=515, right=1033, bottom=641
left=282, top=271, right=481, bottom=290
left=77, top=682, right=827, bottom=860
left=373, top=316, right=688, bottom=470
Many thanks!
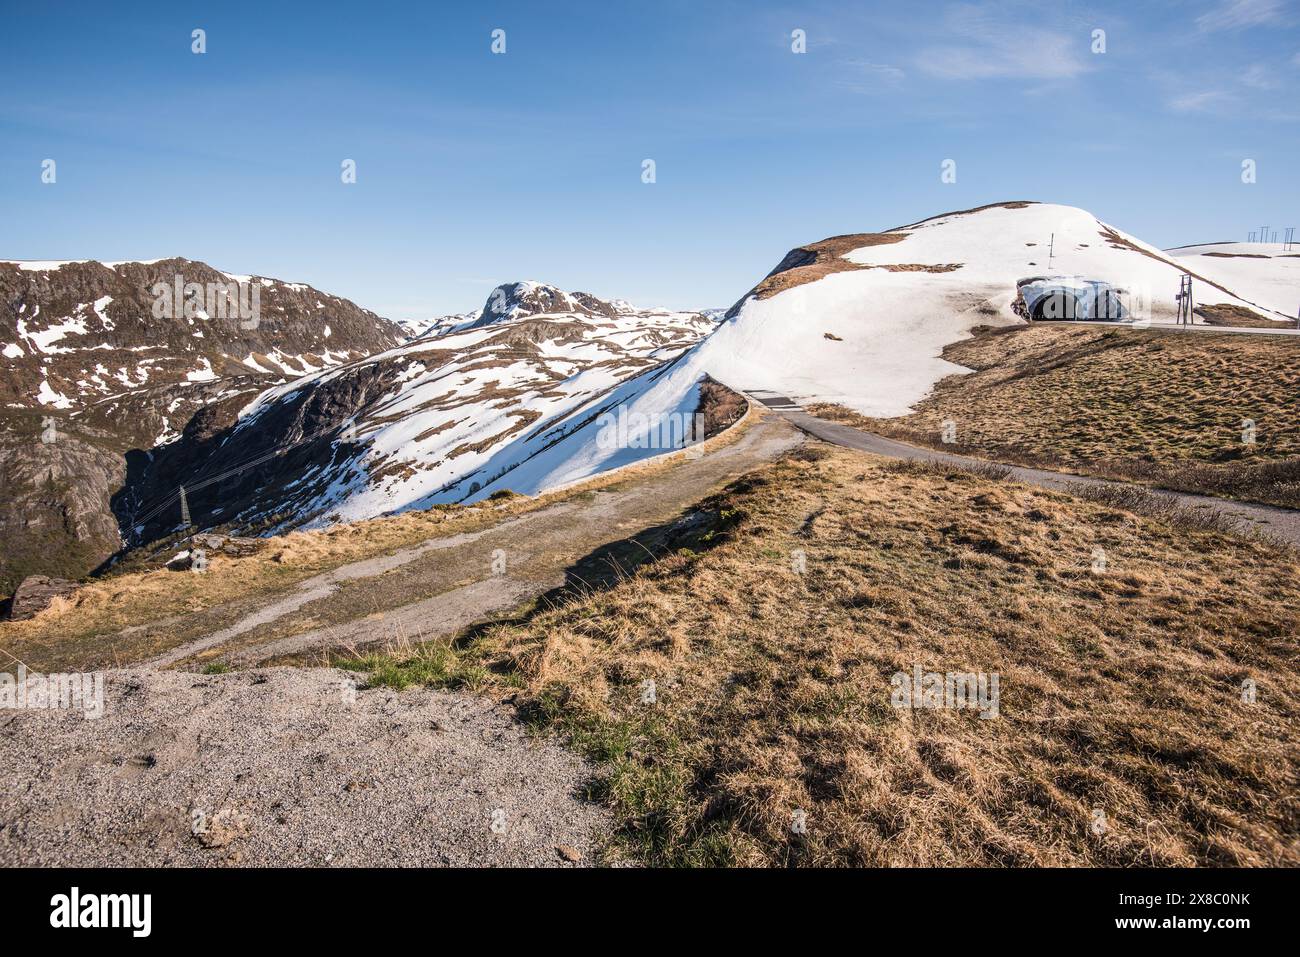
left=810, top=324, right=1300, bottom=507
left=352, top=443, right=1300, bottom=866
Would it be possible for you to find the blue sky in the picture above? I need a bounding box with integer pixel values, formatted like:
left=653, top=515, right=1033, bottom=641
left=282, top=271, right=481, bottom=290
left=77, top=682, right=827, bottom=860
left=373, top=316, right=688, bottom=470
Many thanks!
left=1, top=0, right=1297, bottom=318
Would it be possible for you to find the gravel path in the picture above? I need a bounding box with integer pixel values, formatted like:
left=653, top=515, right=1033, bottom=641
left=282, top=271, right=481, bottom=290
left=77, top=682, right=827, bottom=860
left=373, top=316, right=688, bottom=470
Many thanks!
left=144, top=520, right=553, bottom=668
left=152, top=411, right=804, bottom=669
left=0, top=667, right=608, bottom=866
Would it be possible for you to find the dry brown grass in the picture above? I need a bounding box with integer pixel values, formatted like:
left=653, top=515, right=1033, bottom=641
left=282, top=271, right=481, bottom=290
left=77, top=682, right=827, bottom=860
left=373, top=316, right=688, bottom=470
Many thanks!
left=866, top=263, right=963, bottom=273
left=364, top=444, right=1300, bottom=866
left=1195, top=304, right=1288, bottom=328
left=810, top=324, right=1300, bottom=507
left=696, top=375, right=748, bottom=437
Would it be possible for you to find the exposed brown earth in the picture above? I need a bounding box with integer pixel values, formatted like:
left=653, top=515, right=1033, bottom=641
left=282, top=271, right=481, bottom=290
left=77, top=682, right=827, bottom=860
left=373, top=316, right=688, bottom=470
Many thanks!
left=724, top=233, right=906, bottom=317
left=867, top=263, right=963, bottom=273
left=695, top=375, right=749, bottom=437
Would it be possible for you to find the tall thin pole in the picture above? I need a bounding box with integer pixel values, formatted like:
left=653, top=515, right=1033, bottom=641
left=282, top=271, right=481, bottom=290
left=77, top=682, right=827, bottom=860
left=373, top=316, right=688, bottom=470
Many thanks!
left=1176, top=275, right=1193, bottom=327
left=1047, top=233, right=1054, bottom=271
left=179, top=485, right=191, bottom=527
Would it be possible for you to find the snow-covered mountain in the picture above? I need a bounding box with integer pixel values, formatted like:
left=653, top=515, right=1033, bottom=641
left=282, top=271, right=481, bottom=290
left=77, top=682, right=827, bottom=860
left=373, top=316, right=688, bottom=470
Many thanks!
left=399, top=281, right=701, bottom=341
left=119, top=283, right=716, bottom=541
left=455, top=201, right=1292, bottom=497
left=662, top=201, right=1285, bottom=417
left=1165, top=243, right=1300, bottom=321
left=397, top=312, right=478, bottom=341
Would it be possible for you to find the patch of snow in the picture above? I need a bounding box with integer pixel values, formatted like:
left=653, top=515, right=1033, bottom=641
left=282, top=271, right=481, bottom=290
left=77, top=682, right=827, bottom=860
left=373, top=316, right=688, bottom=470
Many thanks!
left=21, top=316, right=91, bottom=354
left=185, top=357, right=217, bottom=382
left=92, top=295, right=114, bottom=329
left=35, top=379, right=72, bottom=409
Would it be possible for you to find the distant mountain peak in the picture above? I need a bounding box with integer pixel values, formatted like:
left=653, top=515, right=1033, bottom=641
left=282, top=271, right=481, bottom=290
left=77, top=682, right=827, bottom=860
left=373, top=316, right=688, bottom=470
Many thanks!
left=404, top=281, right=651, bottom=340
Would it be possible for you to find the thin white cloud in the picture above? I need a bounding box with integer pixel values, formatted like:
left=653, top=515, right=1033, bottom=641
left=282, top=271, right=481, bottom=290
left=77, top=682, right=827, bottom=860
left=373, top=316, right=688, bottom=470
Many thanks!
left=849, top=60, right=906, bottom=84
left=1169, top=90, right=1233, bottom=112
left=915, top=5, right=1087, bottom=80
left=1196, top=0, right=1284, bottom=32
left=1242, top=63, right=1278, bottom=88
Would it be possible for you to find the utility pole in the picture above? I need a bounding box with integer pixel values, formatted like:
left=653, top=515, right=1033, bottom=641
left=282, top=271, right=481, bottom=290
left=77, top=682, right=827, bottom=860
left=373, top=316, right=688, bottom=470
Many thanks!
left=179, top=485, right=191, bottom=527
left=1175, top=275, right=1193, bottom=327
left=1047, top=233, right=1055, bottom=271
left=1285, top=227, right=1295, bottom=252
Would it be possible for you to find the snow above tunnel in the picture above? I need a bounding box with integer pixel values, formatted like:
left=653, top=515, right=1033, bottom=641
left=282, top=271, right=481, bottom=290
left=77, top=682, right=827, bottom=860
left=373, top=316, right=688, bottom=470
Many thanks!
left=674, top=202, right=1280, bottom=418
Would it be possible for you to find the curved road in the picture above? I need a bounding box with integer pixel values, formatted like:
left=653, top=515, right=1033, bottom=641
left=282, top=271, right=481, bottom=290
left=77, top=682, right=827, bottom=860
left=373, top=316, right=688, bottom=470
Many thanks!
left=744, top=390, right=1300, bottom=549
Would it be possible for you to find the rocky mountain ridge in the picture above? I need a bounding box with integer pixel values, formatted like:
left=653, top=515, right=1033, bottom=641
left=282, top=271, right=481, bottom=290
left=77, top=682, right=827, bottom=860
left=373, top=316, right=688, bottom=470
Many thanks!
left=0, top=258, right=403, bottom=595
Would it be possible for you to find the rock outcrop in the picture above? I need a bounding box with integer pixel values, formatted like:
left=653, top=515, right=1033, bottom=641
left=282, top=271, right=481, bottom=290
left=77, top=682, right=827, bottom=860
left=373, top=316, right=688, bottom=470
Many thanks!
left=7, top=575, right=81, bottom=621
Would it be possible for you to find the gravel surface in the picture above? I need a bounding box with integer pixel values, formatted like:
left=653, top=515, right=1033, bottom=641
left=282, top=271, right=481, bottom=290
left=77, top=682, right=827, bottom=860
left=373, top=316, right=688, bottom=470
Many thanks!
left=0, top=667, right=609, bottom=867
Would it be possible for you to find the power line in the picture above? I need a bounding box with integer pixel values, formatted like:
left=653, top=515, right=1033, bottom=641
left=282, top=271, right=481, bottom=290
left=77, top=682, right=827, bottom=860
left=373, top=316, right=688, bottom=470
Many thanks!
left=129, top=414, right=363, bottom=530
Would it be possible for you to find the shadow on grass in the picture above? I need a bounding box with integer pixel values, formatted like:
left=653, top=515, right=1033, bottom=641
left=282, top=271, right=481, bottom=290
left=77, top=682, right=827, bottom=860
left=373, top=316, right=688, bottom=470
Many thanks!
left=339, top=475, right=765, bottom=865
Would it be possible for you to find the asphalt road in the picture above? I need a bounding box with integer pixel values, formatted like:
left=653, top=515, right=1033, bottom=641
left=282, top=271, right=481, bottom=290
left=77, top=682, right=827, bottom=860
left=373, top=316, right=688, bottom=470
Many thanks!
left=1035, top=319, right=1300, bottom=336
left=744, top=390, right=1300, bottom=549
